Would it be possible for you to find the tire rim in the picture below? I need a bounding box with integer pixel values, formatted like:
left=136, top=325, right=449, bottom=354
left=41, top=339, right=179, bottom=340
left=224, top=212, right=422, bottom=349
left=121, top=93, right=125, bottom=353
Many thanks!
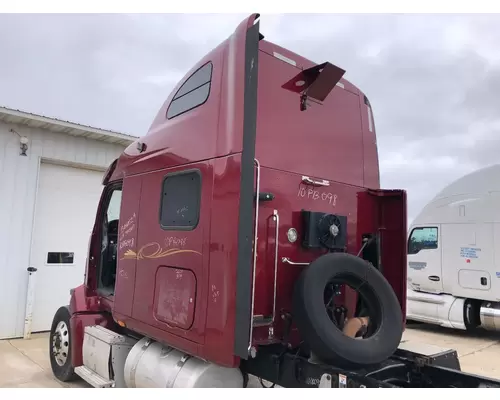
left=52, top=321, right=70, bottom=366
left=324, top=274, right=382, bottom=339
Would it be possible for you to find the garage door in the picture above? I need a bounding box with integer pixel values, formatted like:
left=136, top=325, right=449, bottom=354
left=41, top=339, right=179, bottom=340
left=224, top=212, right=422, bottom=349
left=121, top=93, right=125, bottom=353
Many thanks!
left=30, top=162, right=104, bottom=332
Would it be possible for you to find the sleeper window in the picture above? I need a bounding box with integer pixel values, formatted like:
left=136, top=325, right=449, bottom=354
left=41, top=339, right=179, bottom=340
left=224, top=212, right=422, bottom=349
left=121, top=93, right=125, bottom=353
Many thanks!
left=166, top=62, right=213, bottom=120
left=160, top=170, right=201, bottom=230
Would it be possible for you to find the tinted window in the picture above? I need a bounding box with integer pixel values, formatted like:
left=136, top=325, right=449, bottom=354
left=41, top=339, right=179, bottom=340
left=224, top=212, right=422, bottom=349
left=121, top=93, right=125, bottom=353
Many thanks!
left=408, top=227, right=438, bottom=255
left=47, top=252, right=74, bottom=264
left=175, top=63, right=213, bottom=98
left=160, top=170, right=201, bottom=230
left=167, top=62, right=212, bottom=119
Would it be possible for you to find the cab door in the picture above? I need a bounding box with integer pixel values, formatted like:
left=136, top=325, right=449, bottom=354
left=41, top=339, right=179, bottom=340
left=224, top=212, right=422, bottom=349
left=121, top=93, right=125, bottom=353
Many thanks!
left=130, top=163, right=211, bottom=346
left=407, top=225, right=443, bottom=294
left=113, top=175, right=142, bottom=317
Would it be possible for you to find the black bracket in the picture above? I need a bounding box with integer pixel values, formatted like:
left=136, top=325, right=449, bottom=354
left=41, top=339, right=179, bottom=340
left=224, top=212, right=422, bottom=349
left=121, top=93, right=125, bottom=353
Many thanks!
left=282, top=61, right=346, bottom=112
left=255, top=192, right=275, bottom=202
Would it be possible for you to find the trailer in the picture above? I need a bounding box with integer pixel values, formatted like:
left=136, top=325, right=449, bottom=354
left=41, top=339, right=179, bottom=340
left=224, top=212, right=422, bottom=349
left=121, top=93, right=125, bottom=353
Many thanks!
left=48, top=13, right=500, bottom=388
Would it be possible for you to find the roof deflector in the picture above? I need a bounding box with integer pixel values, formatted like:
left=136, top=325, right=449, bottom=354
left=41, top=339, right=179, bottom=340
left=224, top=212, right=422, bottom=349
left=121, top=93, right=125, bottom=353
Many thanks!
left=282, top=62, right=346, bottom=111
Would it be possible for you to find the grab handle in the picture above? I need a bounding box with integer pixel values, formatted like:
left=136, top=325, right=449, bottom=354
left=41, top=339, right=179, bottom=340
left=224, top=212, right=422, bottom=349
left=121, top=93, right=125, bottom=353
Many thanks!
left=248, top=158, right=261, bottom=354
left=271, top=210, right=279, bottom=324
left=301, top=175, right=330, bottom=187
left=282, top=257, right=309, bottom=266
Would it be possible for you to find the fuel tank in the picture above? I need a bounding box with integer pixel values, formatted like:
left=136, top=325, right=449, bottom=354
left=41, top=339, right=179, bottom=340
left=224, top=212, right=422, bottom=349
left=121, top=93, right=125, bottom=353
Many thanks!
left=124, top=337, right=244, bottom=388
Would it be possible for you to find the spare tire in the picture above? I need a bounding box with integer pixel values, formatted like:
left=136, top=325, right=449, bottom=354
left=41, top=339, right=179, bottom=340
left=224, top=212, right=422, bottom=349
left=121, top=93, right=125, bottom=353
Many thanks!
left=292, top=252, right=403, bottom=368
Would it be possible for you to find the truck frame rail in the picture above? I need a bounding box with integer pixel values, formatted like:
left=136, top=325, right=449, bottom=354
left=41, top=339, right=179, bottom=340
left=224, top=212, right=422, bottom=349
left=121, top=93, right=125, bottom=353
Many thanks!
left=241, top=341, right=500, bottom=388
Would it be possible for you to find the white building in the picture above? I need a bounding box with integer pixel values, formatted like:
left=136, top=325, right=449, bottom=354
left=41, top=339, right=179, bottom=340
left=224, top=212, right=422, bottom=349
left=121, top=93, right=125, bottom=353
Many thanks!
left=0, top=106, right=137, bottom=339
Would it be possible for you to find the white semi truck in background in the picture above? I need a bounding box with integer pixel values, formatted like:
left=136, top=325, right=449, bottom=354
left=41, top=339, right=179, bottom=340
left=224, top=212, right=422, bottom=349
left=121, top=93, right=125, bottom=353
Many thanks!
left=407, top=163, right=500, bottom=332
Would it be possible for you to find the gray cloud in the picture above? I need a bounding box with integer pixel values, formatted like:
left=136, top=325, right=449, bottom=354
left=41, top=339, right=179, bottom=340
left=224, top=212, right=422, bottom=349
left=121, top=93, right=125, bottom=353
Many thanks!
left=0, top=13, right=499, bottom=223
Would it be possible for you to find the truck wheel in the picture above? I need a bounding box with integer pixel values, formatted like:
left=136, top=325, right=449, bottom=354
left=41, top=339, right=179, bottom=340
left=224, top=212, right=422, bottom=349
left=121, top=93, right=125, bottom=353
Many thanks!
left=49, top=306, right=78, bottom=382
left=292, top=252, right=404, bottom=368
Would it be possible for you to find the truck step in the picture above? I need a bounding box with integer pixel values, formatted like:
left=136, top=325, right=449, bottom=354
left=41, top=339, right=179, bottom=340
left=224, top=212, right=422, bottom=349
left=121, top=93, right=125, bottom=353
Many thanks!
left=252, top=315, right=273, bottom=327
left=75, top=365, right=115, bottom=388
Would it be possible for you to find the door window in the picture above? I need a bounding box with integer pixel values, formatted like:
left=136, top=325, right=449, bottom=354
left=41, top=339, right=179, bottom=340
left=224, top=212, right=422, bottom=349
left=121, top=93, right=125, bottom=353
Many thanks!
left=408, top=227, right=438, bottom=255
left=98, top=186, right=122, bottom=294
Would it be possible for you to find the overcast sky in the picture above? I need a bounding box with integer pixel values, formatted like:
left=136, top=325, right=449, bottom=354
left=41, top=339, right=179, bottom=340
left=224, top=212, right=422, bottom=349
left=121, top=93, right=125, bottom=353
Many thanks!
left=1, top=13, right=499, bottom=222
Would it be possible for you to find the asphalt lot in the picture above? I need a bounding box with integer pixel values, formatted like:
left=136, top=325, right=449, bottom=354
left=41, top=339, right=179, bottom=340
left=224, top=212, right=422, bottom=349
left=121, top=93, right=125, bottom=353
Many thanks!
left=1, top=323, right=500, bottom=388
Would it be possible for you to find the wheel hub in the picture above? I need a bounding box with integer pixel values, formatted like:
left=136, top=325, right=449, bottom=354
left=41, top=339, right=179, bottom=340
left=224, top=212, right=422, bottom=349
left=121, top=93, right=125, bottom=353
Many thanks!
left=52, top=321, right=70, bottom=367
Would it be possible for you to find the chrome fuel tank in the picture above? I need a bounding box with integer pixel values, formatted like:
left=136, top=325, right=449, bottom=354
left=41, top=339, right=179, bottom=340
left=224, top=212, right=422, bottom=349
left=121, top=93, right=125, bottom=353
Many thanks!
left=124, top=337, right=244, bottom=388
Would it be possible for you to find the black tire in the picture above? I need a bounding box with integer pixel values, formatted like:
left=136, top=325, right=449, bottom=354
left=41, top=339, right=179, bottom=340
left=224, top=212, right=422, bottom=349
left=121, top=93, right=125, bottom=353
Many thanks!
left=292, top=252, right=404, bottom=368
left=49, top=306, right=78, bottom=382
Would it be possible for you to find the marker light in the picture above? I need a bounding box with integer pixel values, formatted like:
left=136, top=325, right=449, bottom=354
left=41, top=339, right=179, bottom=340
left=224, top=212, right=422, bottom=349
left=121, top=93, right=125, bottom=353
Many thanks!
left=287, top=228, right=298, bottom=243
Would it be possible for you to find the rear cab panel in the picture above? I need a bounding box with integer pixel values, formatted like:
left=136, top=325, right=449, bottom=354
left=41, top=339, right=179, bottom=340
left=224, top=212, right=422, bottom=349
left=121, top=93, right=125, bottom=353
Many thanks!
left=256, top=41, right=366, bottom=185
left=250, top=40, right=405, bottom=341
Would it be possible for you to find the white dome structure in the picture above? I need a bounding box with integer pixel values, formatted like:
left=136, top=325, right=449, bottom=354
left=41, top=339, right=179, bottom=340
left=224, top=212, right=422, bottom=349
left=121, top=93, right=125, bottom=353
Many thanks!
left=412, top=164, right=500, bottom=226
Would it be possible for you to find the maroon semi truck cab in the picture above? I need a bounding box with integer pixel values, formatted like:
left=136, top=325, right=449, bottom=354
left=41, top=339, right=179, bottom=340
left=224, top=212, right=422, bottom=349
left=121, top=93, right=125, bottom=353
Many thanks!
left=51, top=14, right=408, bottom=388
